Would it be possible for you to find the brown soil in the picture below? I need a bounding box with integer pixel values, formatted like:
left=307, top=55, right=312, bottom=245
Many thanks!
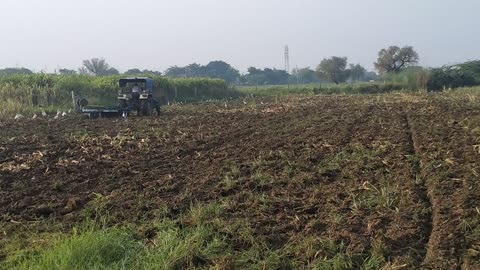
left=1, top=95, right=480, bottom=269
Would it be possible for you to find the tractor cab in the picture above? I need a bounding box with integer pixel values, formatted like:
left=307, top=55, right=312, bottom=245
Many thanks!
left=118, top=77, right=154, bottom=101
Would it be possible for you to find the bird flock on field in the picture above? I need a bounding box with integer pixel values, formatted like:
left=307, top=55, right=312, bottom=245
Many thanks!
left=14, top=109, right=72, bottom=120
left=12, top=98, right=267, bottom=120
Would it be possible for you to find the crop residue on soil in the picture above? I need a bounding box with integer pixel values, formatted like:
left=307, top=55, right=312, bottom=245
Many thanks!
left=1, top=94, right=480, bottom=268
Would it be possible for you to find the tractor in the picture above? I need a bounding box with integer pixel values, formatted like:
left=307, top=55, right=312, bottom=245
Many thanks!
left=80, top=77, right=161, bottom=118
left=117, top=77, right=161, bottom=116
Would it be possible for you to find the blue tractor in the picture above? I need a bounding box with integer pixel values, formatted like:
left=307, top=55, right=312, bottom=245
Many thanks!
left=81, top=77, right=160, bottom=118
left=117, top=77, right=160, bottom=116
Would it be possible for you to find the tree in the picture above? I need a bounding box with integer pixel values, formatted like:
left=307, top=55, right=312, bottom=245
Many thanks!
left=105, top=67, right=119, bottom=76
left=290, top=67, right=319, bottom=84
left=244, top=67, right=290, bottom=85
left=164, top=61, right=240, bottom=83
left=58, top=68, right=77, bottom=75
left=186, top=63, right=204, bottom=77
left=245, top=67, right=264, bottom=85
left=0, top=67, right=33, bottom=76
left=125, top=68, right=162, bottom=76
left=124, top=68, right=142, bottom=75
left=142, top=70, right=162, bottom=76
left=364, top=71, right=378, bottom=81
left=164, top=66, right=188, bottom=78
left=316, top=57, right=348, bottom=84
left=204, top=61, right=240, bottom=84
left=263, top=68, right=289, bottom=85
left=348, top=64, right=366, bottom=82
left=374, top=46, right=419, bottom=73
left=78, top=67, right=89, bottom=75
left=81, top=58, right=118, bottom=76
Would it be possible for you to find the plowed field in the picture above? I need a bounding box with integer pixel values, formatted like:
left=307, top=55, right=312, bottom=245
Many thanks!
left=1, top=94, right=480, bottom=269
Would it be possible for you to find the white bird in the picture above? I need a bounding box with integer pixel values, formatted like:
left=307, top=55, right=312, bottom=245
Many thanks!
left=68, top=109, right=72, bottom=114
left=32, top=114, right=38, bottom=119
left=53, top=115, right=59, bottom=120
left=243, top=100, right=247, bottom=105
left=224, top=102, right=228, bottom=108
left=41, top=110, right=47, bottom=117
left=62, top=111, right=67, bottom=117
left=56, top=110, right=61, bottom=117
left=14, top=113, right=24, bottom=120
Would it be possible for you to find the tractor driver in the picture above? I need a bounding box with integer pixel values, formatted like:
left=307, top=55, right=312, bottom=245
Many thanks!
left=132, top=83, right=141, bottom=94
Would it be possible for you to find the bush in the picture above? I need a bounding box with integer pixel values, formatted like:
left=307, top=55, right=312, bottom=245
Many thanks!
left=170, top=78, right=235, bottom=102
left=379, top=66, right=435, bottom=91
left=428, top=63, right=480, bottom=91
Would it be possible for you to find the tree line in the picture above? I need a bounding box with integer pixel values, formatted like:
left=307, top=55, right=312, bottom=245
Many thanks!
left=1, top=45, right=479, bottom=90
left=0, top=58, right=374, bottom=85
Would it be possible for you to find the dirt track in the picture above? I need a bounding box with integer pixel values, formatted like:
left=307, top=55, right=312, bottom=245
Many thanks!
left=1, top=94, right=480, bottom=269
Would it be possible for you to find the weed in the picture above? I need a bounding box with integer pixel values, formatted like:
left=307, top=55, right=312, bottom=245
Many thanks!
left=186, top=203, right=223, bottom=226
left=406, top=154, right=421, bottom=172
left=377, top=186, right=399, bottom=210
left=229, top=163, right=241, bottom=178
left=306, top=239, right=385, bottom=270
left=253, top=171, right=272, bottom=188
left=222, top=162, right=241, bottom=190
left=251, top=155, right=267, bottom=170
left=371, top=238, right=386, bottom=260
left=222, top=174, right=236, bottom=190
left=81, top=192, right=113, bottom=220
left=283, top=162, right=298, bottom=178
left=50, top=180, right=63, bottom=192
left=361, top=182, right=400, bottom=211
left=329, top=212, right=345, bottom=226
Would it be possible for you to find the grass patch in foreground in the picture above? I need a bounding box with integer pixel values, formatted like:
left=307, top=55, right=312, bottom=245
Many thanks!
left=2, top=202, right=386, bottom=270
left=4, top=223, right=140, bottom=270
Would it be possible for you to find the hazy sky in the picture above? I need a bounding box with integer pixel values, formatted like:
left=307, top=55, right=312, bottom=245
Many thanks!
left=1, top=0, right=479, bottom=73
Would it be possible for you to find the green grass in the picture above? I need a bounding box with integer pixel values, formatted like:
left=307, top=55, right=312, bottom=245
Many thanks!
left=237, top=83, right=320, bottom=96
left=236, top=82, right=409, bottom=97
left=2, top=220, right=140, bottom=270
left=2, top=202, right=387, bottom=270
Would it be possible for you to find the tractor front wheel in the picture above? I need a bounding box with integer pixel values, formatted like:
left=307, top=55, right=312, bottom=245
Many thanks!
left=88, top=112, right=99, bottom=119
left=154, top=101, right=161, bottom=116
left=140, top=99, right=154, bottom=116
left=118, top=100, right=127, bottom=109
